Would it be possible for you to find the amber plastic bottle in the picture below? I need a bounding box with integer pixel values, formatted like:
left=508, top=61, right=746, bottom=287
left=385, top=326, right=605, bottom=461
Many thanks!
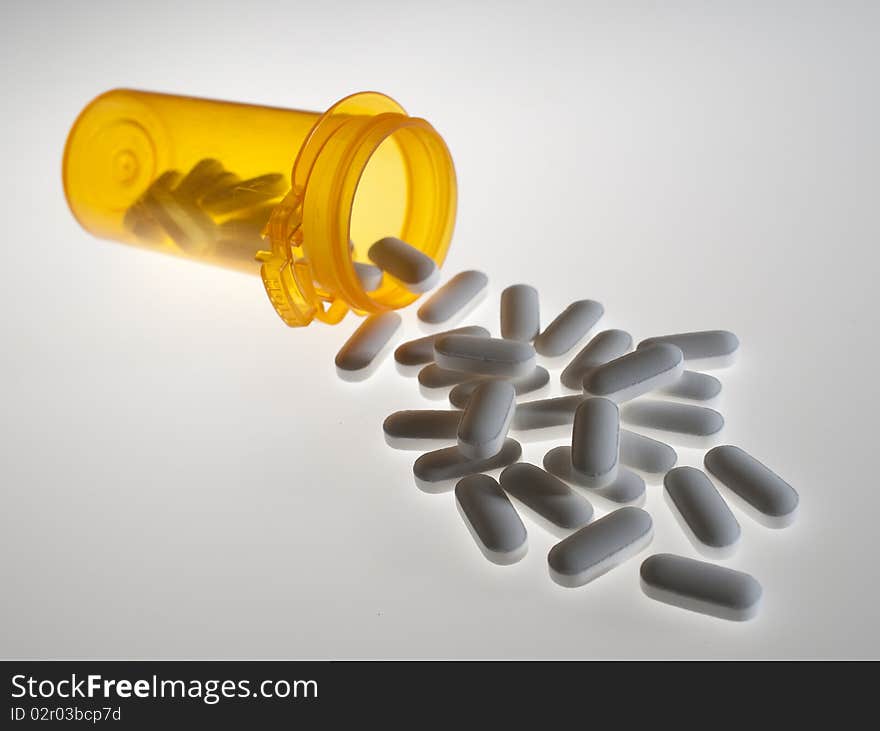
left=63, top=90, right=457, bottom=326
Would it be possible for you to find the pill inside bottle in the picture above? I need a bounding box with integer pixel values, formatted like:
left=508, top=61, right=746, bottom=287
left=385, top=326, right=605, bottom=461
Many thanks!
left=63, top=89, right=457, bottom=328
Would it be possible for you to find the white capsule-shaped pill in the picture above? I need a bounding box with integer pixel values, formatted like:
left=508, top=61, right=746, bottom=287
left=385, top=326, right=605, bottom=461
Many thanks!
left=417, top=270, right=489, bottom=324
left=543, top=447, right=646, bottom=505
left=139, top=171, right=217, bottom=254
left=621, top=400, right=724, bottom=447
left=413, top=438, right=522, bottom=494
left=455, top=474, right=528, bottom=565
left=534, top=300, right=604, bottom=357
left=458, top=380, right=516, bottom=459
left=368, top=237, right=440, bottom=294
left=173, top=158, right=226, bottom=201
left=434, top=334, right=536, bottom=378
left=334, top=312, right=402, bottom=381
left=664, top=466, right=741, bottom=557
left=548, top=507, right=653, bottom=587
left=640, top=553, right=762, bottom=621
left=571, top=398, right=620, bottom=488
left=657, top=370, right=722, bottom=402
left=417, top=364, right=475, bottom=400
left=353, top=261, right=383, bottom=292
left=500, top=463, right=594, bottom=538
left=382, top=410, right=461, bottom=450
left=500, top=284, right=540, bottom=341
left=201, top=173, right=287, bottom=215
left=583, top=343, right=684, bottom=403
left=638, top=330, right=739, bottom=370
left=449, top=367, right=550, bottom=409
left=510, top=396, right=584, bottom=443
left=395, top=326, right=490, bottom=367
left=560, top=329, right=634, bottom=391
left=619, top=430, right=678, bottom=476
left=704, top=445, right=799, bottom=528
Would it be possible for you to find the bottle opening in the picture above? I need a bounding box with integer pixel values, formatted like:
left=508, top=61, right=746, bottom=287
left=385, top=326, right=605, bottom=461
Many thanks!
left=291, top=97, right=457, bottom=323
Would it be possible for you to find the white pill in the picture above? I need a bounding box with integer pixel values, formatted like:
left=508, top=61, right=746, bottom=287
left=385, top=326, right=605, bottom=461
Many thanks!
left=458, top=380, right=516, bottom=459
left=638, top=330, right=739, bottom=370
left=500, top=284, right=540, bottom=341
left=640, top=553, right=762, bottom=621
left=449, top=367, right=550, bottom=409
left=664, top=466, right=741, bottom=557
left=353, top=261, right=383, bottom=292
left=571, top=398, right=620, bottom=488
left=417, top=270, right=488, bottom=324
left=367, top=237, right=440, bottom=293
left=455, top=474, right=528, bottom=565
left=560, top=329, right=633, bottom=390
left=382, top=410, right=461, bottom=450
left=621, top=400, right=724, bottom=447
left=534, top=300, right=604, bottom=357
left=511, top=395, right=584, bottom=431
left=548, top=507, right=653, bottom=587
left=395, top=326, right=490, bottom=367
left=201, top=173, right=287, bottom=215
left=334, top=312, right=401, bottom=381
left=657, top=370, right=722, bottom=402
left=704, top=445, right=799, bottom=528
left=173, top=158, right=226, bottom=200
left=619, top=430, right=678, bottom=475
left=413, top=438, right=522, bottom=493
left=418, top=363, right=475, bottom=390
left=583, top=343, right=684, bottom=402
left=500, top=463, right=594, bottom=537
left=543, top=447, right=646, bottom=505
left=434, top=334, right=536, bottom=378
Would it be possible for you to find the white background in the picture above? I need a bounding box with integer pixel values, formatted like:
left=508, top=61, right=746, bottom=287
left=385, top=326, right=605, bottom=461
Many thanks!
left=1, top=0, right=877, bottom=659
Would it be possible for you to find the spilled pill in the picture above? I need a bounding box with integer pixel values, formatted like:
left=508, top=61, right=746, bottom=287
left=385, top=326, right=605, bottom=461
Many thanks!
left=458, top=380, right=516, bottom=459
left=621, top=401, right=724, bottom=444
left=449, top=367, right=550, bottom=409
left=511, top=395, right=583, bottom=431
left=560, top=329, right=634, bottom=390
left=640, top=553, right=762, bottom=621
left=657, top=370, right=722, bottom=402
left=571, top=398, right=620, bottom=488
left=638, top=330, right=739, bottom=370
left=434, top=334, right=536, bottom=378
left=543, top=447, right=646, bottom=504
left=499, top=463, right=594, bottom=535
left=417, top=270, right=488, bottom=324
left=704, top=445, right=799, bottom=528
left=619, top=430, right=678, bottom=475
left=335, top=312, right=402, bottom=381
left=500, top=284, right=540, bottom=341
left=534, top=300, right=604, bottom=357
left=455, top=474, right=528, bottom=565
left=418, top=363, right=475, bottom=390
left=382, top=410, right=461, bottom=450
left=368, top=236, right=439, bottom=293
left=664, top=466, right=740, bottom=555
left=395, top=326, right=490, bottom=367
left=353, top=261, right=383, bottom=292
left=413, top=438, right=522, bottom=491
left=548, top=507, right=653, bottom=587
left=583, top=343, right=684, bottom=402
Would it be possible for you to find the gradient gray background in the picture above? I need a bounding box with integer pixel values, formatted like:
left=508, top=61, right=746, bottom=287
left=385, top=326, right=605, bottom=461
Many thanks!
left=1, top=0, right=877, bottom=659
